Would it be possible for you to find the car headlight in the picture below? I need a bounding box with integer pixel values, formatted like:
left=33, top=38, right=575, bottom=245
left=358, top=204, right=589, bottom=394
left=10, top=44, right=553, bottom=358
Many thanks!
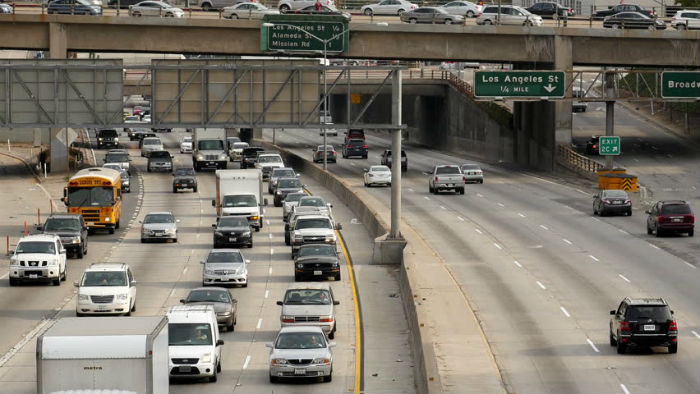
left=71, top=237, right=81, bottom=244
left=196, top=154, right=205, bottom=160
left=294, top=234, right=303, bottom=240
left=219, top=154, right=227, bottom=160
left=78, top=294, right=89, bottom=301
left=241, top=231, right=251, bottom=236
left=105, top=217, right=110, bottom=222
left=296, top=263, right=303, bottom=269
left=312, top=357, right=331, bottom=365
left=205, top=268, right=215, bottom=275
left=116, top=293, right=129, bottom=300
left=215, top=231, right=223, bottom=236
left=9, top=258, right=18, bottom=266
left=202, top=354, right=212, bottom=363
left=271, top=358, right=288, bottom=365
left=331, top=262, right=339, bottom=268
left=47, top=259, right=58, bottom=266
left=325, top=235, right=335, bottom=242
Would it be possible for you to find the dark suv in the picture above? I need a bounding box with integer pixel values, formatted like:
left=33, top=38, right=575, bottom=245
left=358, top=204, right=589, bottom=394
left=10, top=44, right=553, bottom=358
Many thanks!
left=38, top=213, right=88, bottom=259
left=380, top=149, right=407, bottom=171
left=609, top=298, right=677, bottom=354
left=240, top=147, right=265, bottom=169
left=646, top=200, right=694, bottom=237
left=342, top=139, right=368, bottom=159
left=96, top=129, right=119, bottom=149
left=344, top=128, right=365, bottom=144
left=172, top=167, right=198, bottom=193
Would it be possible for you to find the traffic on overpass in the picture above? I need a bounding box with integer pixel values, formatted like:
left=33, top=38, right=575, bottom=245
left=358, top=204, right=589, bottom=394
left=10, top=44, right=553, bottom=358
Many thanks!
left=0, top=4, right=698, bottom=394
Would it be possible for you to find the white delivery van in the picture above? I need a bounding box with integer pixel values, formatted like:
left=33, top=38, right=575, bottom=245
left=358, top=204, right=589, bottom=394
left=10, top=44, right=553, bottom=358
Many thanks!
left=36, top=316, right=169, bottom=394
left=212, top=169, right=267, bottom=231
left=167, top=305, right=224, bottom=383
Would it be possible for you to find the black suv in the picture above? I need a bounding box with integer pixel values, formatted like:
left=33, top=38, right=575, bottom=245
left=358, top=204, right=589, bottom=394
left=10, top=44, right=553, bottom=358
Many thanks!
left=380, top=149, right=407, bottom=171
left=240, top=147, right=265, bottom=169
left=293, top=244, right=341, bottom=282
left=342, top=139, right=368, bottom=159
left=172, top=167, right=198, bottom=193
left=609, top=298, right=677, bottom=354
left=38, top=213, right=88, bottom=259
left=95, top=129, right=119, bottom=149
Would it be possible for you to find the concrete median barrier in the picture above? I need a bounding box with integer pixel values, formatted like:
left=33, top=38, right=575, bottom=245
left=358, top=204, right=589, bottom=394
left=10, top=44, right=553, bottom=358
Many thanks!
left=257, top=139, right=506, bottom=394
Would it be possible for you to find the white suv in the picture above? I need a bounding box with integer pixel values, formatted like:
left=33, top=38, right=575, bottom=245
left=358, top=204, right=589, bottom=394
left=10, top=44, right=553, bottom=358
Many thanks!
left=290, top=215, right=341, bottom=258
left=671, top=10, right=700, bottom=30
left=167, top=305, right=224, bottom=382
left=9, top=234, right=67, bottom=286
left=277, top=0, right=334, bottom=12
left=75, top=263, right=137, bottom=316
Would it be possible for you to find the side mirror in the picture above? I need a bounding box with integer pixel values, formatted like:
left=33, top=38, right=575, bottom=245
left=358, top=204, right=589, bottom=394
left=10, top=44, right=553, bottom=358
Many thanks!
left=333, top=300, right=340, bottom=305
left=263, top=198, right=268, bottom=206
left=211, top=224, right=217, bottom=228
left=363, top=168, right=368, bottom=172
left=83, top=227, right=88, bottom=231
left=9, top=250, right=14, bottom=255
left=245, top=259, right=251, bottom=264
left=327, top=203, right=333, bottom=208
left=200, top=260, right=206, bottom=264
left=328, top=342, right=337, bottom=348
left=130, top=280, right=137, bottom=286
left=265, top=342, right=273, bottom=348
left=671, top=310, right=675, bottom=314
left=212, top=199, right=216, bottom=207
left=335, top=223, right=342, bottom=230
left=176, top=219, right=181, bottom=223
left=170, top=154, right=174, bottom=158
left=73, top=281, right=79, bottom=287
left=62, top=197, right=68, bottom=206
left=609, top=310, right=616, bottom=315
left=276, top=301, right=283, bottom=306
left=172, top=173, right=175, bottom=177
left=179, top=299, right=186, bottom=304
left=36, top=226, right=43, bottom=231
left=216, top=339, right=224, bottom=346
left=60, top=249, right=66, bottom=254
left=138, top=220, right=143, bottom=224
left=645, top=210, right=651, bottom=214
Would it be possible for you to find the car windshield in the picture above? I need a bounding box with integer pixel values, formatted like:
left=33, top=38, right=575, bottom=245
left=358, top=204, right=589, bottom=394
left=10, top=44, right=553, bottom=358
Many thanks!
left=295, top=218, right=332, bottom=230
left=244, top=149, right=264, bottom=157
left=223, top=195, right=257, bottom=207
left=105, top=153, right=128, bottom=163
left=299, top=198, right=325, bottom=207
left=348, top=140, right=365, bottom=146
left=285, top=193, right=305, bottom=203
left=169, top=323, right=213, bottom=346
left=298, top=245, right=335, bottom=257
left=461, top=164, right=481, bottom=171
left=661, top=204, right=691, bottom=215
left=233, top=142, right=249, bottom=149
left=66, top=187, right=114, bottom=207
left=16, top=241, right=55, bottom=254
left=44, top=219, right=81, bottom=232
left=81, top=271, right=127, bottom=287
left=436, top=166, right=461, bottom=175
left=143, top=139, right=161, bottom=146
left=97, top=130, right=117, bottom=138
left=603, top=190, right=628, bottom=198
left=274, top=169, right=296, bottom=178
left=198, top=140, right=224, bottom=150
left=207, top=251, right=244, bottom=263
left=186, top=289, right=231, bottom=303
left=150, top=151, right=170, bottom=158
left=626, top=306, right=673, bottom=321
left=284, top=289, right=332, bottom=305
left=275, top=332, right=326, bottom=349
left=174, top=168, right=195, bottom=176
left=182, top=137, right=192, bottom=143
left=278, top=179, right=301, bottom=188
left=144, top=214, right=174, bottom=224
left=317, top=145, right=334, bottom=151
left=218, top=217, right=249, bottom=227
left=370, top=166, right=390, bottom=172
left=258, top=156, right=282, bottom=163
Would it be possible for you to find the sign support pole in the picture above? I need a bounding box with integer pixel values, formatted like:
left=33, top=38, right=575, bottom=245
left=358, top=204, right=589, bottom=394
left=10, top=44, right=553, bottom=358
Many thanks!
left=604, top=71, right=615, bottom=169
left=389, top=69, right=402, bottom=240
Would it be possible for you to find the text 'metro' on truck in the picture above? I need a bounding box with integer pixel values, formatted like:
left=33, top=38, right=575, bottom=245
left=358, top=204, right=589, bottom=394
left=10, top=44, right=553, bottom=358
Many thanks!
left=63, top=167, right=123, bottom=234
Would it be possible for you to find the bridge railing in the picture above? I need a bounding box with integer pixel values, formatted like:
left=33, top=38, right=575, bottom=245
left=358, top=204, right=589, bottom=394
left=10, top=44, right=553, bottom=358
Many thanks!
left=557, top=144, right=603, bottom=178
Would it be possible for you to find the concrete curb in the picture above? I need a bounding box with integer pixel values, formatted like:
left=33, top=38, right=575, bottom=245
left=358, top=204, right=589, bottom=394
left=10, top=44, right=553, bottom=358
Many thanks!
left=257, top=139, right=507, bottom=394
left=0, top=150, right=42, bottom=183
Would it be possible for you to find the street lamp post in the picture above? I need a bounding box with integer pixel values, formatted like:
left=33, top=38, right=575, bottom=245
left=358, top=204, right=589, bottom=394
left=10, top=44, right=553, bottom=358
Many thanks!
left=263, top=22, right=349, bottom=171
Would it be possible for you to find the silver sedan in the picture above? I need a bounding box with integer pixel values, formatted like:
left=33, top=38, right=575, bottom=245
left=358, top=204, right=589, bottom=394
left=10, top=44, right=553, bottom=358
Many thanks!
left=440, top=0, right=482, bottom=17
left=363, top=165, right=392, bottom=187
left=267, top=326, right=335, bottom=383
left=361, top=0, right=416, bottom=16
left=128, top=1, right=183, bottom=17
left=400, top=7, right=465, bottom=24
left=140, top=212, right=179, bottom=243
left=223, top=2, right=279, bottom=19
left=180, top=287, right=238, bottom=331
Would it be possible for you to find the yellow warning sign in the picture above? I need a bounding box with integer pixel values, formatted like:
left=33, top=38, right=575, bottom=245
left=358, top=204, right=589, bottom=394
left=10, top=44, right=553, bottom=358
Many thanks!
left=620, top=177, right=636, bottom=191
left=350, top=93, right=361, bottom=104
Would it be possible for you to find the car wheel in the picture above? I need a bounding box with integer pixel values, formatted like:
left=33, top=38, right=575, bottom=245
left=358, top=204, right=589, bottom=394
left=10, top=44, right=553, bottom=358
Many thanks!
left=193, top=186, right=198, bottom=193
left=678, top=24, right=687, bottom=30
left=689, top=229, right=694, bottom=237
left=270, top=375, right=278, bottom=383
left=216, top=360, right=221, bottom=373
left=668, top=343, right=678, bottom=354
left=295, top=273, right=302, bottom=282
left=125, top=309, right=131, bottom=317
left=323, top=373, right=332, bottom=382
left=363, top=8, right=372, bottom=16
left=209, top=370, right=218, bottom=382
left=609, top=329, right=617, bottom=346
left=445, top=18, right=453, bottom=24
left=612, top=24, right=621, bottom=29
left=279, top=4, right=289, bottom=12
left=77, top=246, right=84, bottom=259
left=647, top=24, right=655, bottom=30
left=202, top=3, right=211, bottom=10
left=484, top=19, right=493, bottom=25
left=108, top=227, right=115, bottom=234
left=132, top=11, right=141, bottom=16
left=655, top=227, right=663, bottom=237
left=627, top=209, right=632, bottom=216
left=593, top=206, right=598, bottom=216
left=428, top=185, right=433, bottom=193
left=61, top=267, right=66, bottom=281
left=335, top=273, right=341, bottom=281
left=230, top=14, right=238, bottom=19
left=616, top=337, right=626, bottom=354
left=227, top=319, right=234, bottom=332
left=524, top=20, right=533, bottom=27
left=397, top=8, right=404, bottom=15
left=248, top=240, right=253, bottom=248
left=131, top=301, right=136, bottom=312
left=466, top=10, right=474, bottom=17
left=285, top=234, right=290, bottom=245
left=165, top=12, right=174, bottom=17
left=459, top=187, right=465, bottom=195
left=647, top=224, right=653, bottom=235
left=173, top=187, right=177, bottom=193
left=242, top=283, right=248, bottom=288
left=409, top=18, right=417, bottom=24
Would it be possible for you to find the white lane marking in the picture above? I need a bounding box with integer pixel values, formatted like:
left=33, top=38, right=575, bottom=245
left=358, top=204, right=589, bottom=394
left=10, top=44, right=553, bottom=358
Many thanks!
left=190, top=249, right=194, bottom=255
left=424, top=196, right=431, bottom=200
left=169, top=288, right=176, bottom=297
left=457, top=216, right=465, bottom=221
left=493, top=243, right=502, bottom=250
left=196, top=233, right=201, bottom=238
left=183, top=267, right=188, bottom=274
left=620, top=384, right=631, bottom=394
left=256, top=318, right=263, bottom=329
left=264, top=290, right=269, bottom=299
left=0, top=273, right=8, bottom=280
left=618, top=229, right=629, bottom=235
left=440, top=205, right=446, bottom=210
left=618, top=274, right=631, bottom=283
left=497, top=203, right=505, bottom=207
left=562, top=238, right=572, bottom=245
left=691, top=330, right=700, bottom=340
left=269, top=267, right=273, bottom=275
left=350, top=162, right=356, bottom=167
left=683, top=261, right=696, bottom=269
left=576, top=189, right=589, bottom=195
left=539, top=225, right=549, bottom=230
left=586, top=338, right=600, bottom=353
left=200, top=209, right=203, bottom=213
left=407, top=188, right=414, bottom=192
left=591, top=217, right=600, bottom=222
left=536, top=281, right=546, bottom=290
left=243, top=355, right=251, bottom=369
left=518, top=213, right=526, bottom=218
left=589, top=255, right=599, bottom=262
left=513, top=260, right=522, bottom=268
left=269, top=233, right=273, bottom=239
left=0, top=318, right=52, bottom=367
left=648, top=243, right=660, bottom=250
left=270, top=248, right=275, bottom=255
left=475, top=228, right=483, bottom=234
left=560, top=306, right=571, bottom=318
left=266, top=220, right=270, bottom=226
left=476, top=193, right=484, bottom=198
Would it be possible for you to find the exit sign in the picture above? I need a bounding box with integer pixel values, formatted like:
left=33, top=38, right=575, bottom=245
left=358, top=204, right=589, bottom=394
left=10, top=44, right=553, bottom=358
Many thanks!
left=474, top=71, right=565, bottom=98
left=599, top=136, right=620, bottom=155
left=661, top=72, right=700, bottom=99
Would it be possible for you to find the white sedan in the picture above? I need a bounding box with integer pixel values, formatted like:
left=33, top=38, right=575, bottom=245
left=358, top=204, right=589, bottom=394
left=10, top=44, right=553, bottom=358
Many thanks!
left=363, top=165, right=392, bottom=187
left=223, top=2, right=279, bottom=19
left=361, top=0, right=416, bottom=16
left=128, top=1, right=183, bottom=17
left=440, top=0, right=482, bottom=17
left=319, top=123, right=338, bottom=137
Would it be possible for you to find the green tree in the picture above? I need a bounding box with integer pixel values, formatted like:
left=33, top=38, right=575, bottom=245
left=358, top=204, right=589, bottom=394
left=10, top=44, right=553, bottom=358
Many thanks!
left=675, top=0, right=700, bottom=7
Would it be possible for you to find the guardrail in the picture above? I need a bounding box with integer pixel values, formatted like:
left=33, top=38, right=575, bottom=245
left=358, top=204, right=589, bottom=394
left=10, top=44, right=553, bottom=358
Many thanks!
left=557, top=144, right=603, bottom=179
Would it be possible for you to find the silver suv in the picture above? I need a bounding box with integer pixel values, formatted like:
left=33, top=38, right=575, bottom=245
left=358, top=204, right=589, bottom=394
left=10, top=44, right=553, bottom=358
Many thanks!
left=276, top=283, right=339, bottom=338
left=199, top=0, right=246, bottom=10
left=476, top=5, right=543, bottom=26
left=277, top=0, right=334, bottom=11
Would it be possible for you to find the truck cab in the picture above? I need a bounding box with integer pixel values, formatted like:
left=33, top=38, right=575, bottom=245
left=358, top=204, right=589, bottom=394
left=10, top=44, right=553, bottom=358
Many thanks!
left=429, top=164, right=466, bottom=195
left=193, top=138, right=228, bottom=171
left=9, top=234, right=67, bottom=286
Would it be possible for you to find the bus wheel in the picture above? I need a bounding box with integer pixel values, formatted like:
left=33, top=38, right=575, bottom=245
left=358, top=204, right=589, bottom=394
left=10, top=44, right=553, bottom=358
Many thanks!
left=108, top=227, right=115, bottom=234
left=115, top=220, right=120, bottom=229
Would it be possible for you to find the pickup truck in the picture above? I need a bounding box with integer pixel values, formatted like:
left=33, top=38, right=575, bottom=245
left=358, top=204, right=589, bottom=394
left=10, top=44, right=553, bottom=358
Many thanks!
left=428, top=165, right=466, bottom=195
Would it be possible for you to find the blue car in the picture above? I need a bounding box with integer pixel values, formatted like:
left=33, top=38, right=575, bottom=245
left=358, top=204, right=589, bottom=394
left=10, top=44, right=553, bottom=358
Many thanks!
left=48, top=0, right=102, bottom=15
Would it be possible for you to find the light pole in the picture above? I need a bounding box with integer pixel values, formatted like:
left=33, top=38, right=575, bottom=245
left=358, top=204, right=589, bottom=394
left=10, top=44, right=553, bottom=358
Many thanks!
left=263, top=22, right=349, bottom=171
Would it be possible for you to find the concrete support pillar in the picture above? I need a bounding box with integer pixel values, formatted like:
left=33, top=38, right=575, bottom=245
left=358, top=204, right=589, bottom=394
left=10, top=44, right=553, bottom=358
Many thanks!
left=49, top=128, right=69, bottom=173
left=554, top=35, right=573, bottom=146
left=49, top=23, right=68, bottom=59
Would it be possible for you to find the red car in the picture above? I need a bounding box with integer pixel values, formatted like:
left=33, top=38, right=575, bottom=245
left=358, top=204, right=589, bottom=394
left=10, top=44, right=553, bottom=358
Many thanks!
left=646, top=200, right=694, bottom=237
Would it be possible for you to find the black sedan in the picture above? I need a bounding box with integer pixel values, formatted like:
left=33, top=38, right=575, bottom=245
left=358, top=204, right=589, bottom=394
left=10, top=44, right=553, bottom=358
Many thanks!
left=603, top=12, right=666, bottom=29
left=527, top=2, right=574, bottom=18
left=593, top=189, right=632, bottom=216
left=213, top=216, right=253, bottom=248
left=48, top=0, right=102, bottom=15
left=273, top=178, right=305, bottom=207
left=294, top=244, right=341, bottom=281
left=290, top=5, right=351, bottom=21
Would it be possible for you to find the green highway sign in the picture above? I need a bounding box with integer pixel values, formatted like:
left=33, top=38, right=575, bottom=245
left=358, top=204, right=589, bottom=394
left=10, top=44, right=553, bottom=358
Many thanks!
left=599, top=136, right=621, bottom=156
left=261, top=15, right=349, bottom=53
left=474, top=71, right=565, bottom=98
left=661, top=72, right=700, bottom=99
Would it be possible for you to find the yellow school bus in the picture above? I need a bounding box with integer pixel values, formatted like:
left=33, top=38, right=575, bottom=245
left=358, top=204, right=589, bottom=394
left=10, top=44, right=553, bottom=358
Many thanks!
left=63, top=167, right=122, bottom=234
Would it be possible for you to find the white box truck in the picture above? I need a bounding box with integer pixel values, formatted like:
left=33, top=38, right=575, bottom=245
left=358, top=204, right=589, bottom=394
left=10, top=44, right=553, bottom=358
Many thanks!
left=212, top=169, right=267, bottom=231
left=36, top=316, right=169, bottom=394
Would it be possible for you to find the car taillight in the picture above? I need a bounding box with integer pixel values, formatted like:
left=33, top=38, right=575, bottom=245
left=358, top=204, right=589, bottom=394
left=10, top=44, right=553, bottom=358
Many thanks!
left=332, top=151, right=336, bottom=154
left=620, top=321, right=631, bottom=332
left=593, top=144, right=597, bottom=149
left=463, top=176, right=467, bottom=182
left=347, top=145, right=352, bottom=148
left=686, top=215, right=695, bottom=223
left=362, top=145, right=368, bottom=148
left=435, top=177, right=439, bottom=181
left=281, top=317, right=294, bottom=323
left=477, top=12, right=482, bottom=17
left=669, top=320, right=677, bottom=332
left=658, top=216, right=665, bottom=223
left=319, top=317, right=334, bottom=322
